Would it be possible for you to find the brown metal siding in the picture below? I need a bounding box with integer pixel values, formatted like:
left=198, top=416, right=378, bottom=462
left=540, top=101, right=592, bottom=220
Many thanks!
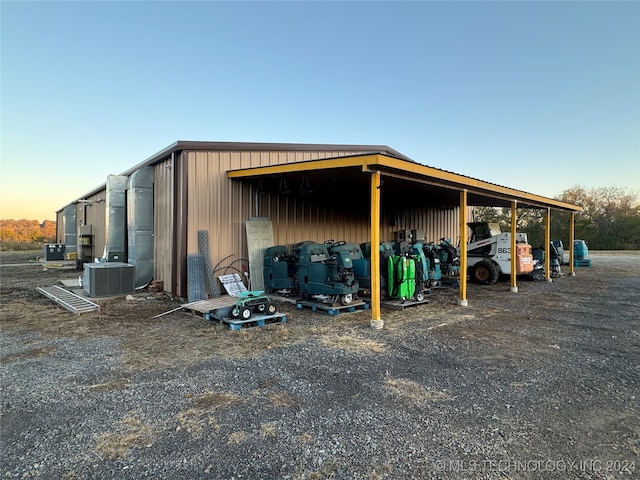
left=169, top=148, right=472, bottom=298
left=387, top=206, right=463, bottom=244
left=153, top=157, right=174, bottom=292
left=179, top=150, right=371, bottom=298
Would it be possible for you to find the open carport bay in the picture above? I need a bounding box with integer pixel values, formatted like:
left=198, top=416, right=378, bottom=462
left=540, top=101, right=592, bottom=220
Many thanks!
left=1, top=252, right=638, bottom=479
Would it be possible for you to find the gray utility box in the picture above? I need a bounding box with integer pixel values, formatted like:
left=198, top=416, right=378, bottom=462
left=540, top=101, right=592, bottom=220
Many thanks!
left=43, top=243, right=65, bottom=261
left=83, top=262, right=135, bottom=297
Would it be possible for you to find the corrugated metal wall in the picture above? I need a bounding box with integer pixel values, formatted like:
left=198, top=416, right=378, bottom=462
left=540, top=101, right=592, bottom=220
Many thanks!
left=390, top=206, right=465, bottom=244
left=56, top=193, right=107, bottom=259
left=82, top=191, right=107, bottom=259
left=56, top=210, right=65, bottom=243
left=154, top=157, right=174, bottom=293
left=55, top=147, right=473, bottom=298
left=180, top=150, right=371, bottom=297
left=167, top=149, right=469, bottom=298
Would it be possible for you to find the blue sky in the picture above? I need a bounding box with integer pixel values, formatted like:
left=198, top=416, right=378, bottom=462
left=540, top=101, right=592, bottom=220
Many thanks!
left=1, top=0, right=639, bottom=221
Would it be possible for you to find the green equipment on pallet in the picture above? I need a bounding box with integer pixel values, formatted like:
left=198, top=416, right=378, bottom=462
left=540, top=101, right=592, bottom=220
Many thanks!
left=387, top=254, right=425, bottom=302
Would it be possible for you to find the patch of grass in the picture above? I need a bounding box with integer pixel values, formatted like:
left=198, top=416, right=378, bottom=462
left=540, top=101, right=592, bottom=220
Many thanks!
left=385, top=376, right=453, bottom=403
left=83, top=378, right=131, bottom=392
left=195, top=391, right=243, bottom=410
left=321, top=334, right=387, bottom=354
left=0, top=345, right=56, bottom=364
left=175, top=409, right=206, bottom=436
left=369, top=462, right=394, bottom=479
left=258, top=376, right=280, bottom=389
left=260, top=422, right=278, bottom=438
left=94, top=414, right=155, bottom=459
left=175, top=390, right=242, bottom=438
left=268, top=391, right=301, bottom=409
left=296, top=458, right=338, bottom=480
left=298, top=433, right=314, bottom=444
left=0, top=242, right=43, bottom=252
left=227, top=431, right=246, bottom=445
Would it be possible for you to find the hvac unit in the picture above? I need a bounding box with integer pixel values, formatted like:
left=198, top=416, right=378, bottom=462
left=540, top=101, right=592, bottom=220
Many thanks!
left=43, top=243, right=65, bottom=261
left=83, top=262, right=135, bottom=297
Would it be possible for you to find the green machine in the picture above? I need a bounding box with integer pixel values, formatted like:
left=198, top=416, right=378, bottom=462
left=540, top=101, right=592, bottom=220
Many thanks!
left=387, top=253, right=425, bottom=302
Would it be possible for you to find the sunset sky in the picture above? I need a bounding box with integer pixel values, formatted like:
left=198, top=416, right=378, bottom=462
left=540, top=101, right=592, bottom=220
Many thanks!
left=1, top=1, right=638, bottom=222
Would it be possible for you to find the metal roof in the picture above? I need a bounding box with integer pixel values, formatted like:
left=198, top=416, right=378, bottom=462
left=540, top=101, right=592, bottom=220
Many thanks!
left=58, top=141, right=411, bottom=211
left=58, top=141, right=581, bottom=213
left=227, top=152, right=582, bottom=212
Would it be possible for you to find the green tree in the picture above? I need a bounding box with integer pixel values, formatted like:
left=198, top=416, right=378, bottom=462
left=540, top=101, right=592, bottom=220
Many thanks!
left=556, top=186, right=640, bottom=250
left=474, top=186, right=640, bottom=250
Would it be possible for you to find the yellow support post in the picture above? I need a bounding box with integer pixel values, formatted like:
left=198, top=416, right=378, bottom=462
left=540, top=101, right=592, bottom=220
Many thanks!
left=510, top=200, right=518, bottom=293
left=370, top=171, right=383, bottom=329
left=545, top=208, right=552, bottom=282
left=459, top=190, right=468, bottom=306
left=569, top=212, right=576, bottom=276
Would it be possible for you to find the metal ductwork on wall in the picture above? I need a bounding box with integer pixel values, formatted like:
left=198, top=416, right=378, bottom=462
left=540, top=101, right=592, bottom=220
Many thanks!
left=103, top=175, right=128, bottom=262
left=63, top=204, right=77, bottom=254
left=127, top=167, right=154, bottom=288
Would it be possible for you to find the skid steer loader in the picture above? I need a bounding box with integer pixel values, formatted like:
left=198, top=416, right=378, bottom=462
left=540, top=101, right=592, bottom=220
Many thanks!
left=465, top=222, right=534, bottom=284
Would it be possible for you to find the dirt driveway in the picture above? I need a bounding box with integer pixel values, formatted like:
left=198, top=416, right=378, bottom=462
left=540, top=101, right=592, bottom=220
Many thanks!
left=1, top=251, right=638, bottom=479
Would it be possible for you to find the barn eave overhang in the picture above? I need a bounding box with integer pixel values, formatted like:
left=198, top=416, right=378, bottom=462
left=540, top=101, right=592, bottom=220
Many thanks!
left=227, top=153, right=582, bottom=212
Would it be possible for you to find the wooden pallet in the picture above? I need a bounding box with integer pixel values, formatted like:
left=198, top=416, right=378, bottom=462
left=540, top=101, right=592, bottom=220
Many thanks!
left=296, top=300, right=369, bottom=316
left=267, top=294, right=299, bottom=305
left=381, top=298, right=430, bottom=311
left=573, top=259, right=592, bottom=267
left=213, top=313, right=287, bottom=330
left=182, top=296, right=238, bottom=318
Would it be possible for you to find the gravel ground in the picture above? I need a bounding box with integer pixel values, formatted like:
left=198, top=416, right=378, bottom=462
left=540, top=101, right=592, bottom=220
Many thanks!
left=1, top=251, right=639, bottom=479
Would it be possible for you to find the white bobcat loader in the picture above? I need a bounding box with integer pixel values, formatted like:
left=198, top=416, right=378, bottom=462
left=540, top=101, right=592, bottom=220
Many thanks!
left=464, top=222, right=534, bottom=284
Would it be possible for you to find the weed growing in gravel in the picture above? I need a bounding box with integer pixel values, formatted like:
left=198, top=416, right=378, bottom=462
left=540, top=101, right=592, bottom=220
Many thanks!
left=385, top=376, right=453, bottom=403
left=195, top=390, right=243, bottom=409
left=175, top=390, right=243, bottom=437
left=175, top=409, right=208, bottom=436
left=227, top=431, right=246, bottom=445
left=268, top=391, right=301, bottom=408
left=94, top=414, right=155, bottom=459
left=321, top=334, right=387, bottom=354
left=0, top=345, right=57, bottom=364
left=260, top=422, right=278, bottom=438
left=298, top=433, right=314, bottom=444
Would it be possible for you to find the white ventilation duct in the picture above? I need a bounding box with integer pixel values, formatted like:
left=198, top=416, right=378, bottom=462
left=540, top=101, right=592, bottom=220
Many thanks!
left=127, top=167, right=154, bottom=288
left=103, top=175, right=128, bottom=262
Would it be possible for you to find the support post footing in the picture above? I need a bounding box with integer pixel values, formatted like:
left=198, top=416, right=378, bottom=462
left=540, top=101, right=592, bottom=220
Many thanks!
left=370, top=319, right=384, bottom=330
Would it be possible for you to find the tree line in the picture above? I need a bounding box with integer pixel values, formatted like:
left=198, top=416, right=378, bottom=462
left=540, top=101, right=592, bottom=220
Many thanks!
left=474, top=186, right=640, bottom=250
left=1, top=185, right=638, bottom=250
left=0, top=219, right=57, bottom=244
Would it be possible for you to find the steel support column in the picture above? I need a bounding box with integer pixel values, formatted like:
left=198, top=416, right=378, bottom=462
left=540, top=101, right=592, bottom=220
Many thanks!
left=510, top=200, right=518, bottom=292
left=370, top=171, right=383, bottom=328
left=569, top=212, right=576, bottom=276
left=545, top=208, right=552, bottom=282
left=459, top=190, right=468, bottom=306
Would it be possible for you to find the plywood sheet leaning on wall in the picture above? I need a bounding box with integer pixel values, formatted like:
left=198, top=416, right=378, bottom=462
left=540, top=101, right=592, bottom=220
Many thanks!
left=246, top=218, right=274, bottom=291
